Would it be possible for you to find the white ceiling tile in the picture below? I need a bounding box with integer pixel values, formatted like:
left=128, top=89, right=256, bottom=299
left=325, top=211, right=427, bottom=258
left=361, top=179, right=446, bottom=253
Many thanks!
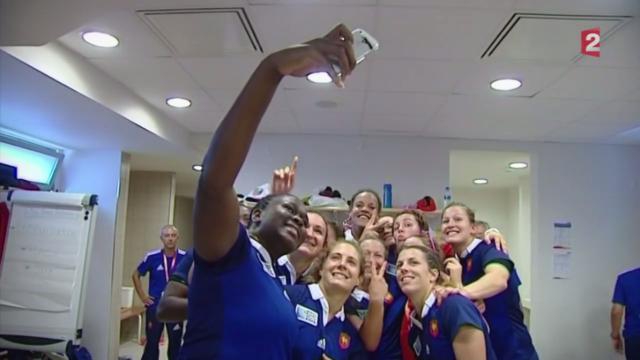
left=364, top=91, right=447, bottom=117
left=539, top=67, right=640, bottom=100
left=258, top=109, right=300, bottom=133
left=375, top=7, right=510, bottom=60
left=515, top=0, right=639, bottom=14
left=378, top=0, right=515, bottom=9
left=90, top=57, right=197, bottom=92
left=58, top=10, right=171, bottom=58
left=284, top=88, right=366, bottom=114
left=489, top=16, right=621, bottom=63
left=207, top=87, right=291, bottom=114
left=178, top=56, right=263, bottom=90
left=249, top=0, right=375, bottom=4
left=248, top=5, right=376, bottom=51
left=426, top=94, right=596, bottom=140
left=625, top=88, right=640, bottom=101
left=545, top=100, right=640, bottom=141
left=368, top=59, right=465, bottom=93
left=362, top=113, right=431, bottom=134
left=140, top=11, right=258, bottom=57
left=453, top=60, right=569, bottom=96
left=577, top=18, right=640, bottom=68
left=294, top=110, right=360, bottom=134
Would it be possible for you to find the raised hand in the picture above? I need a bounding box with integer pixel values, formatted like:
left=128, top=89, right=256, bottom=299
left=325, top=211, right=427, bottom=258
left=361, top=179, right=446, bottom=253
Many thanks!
left=271, top=156, right=298, bottom=195
left=368, top=261, right=389, bottom=304
left=435, top=285, right=471, bottom=306
left=483, top=229, right=508, bottom=253
left=266, top=24, right=356, bottom=87
left=359, top=213, right=386, bottom=241
left=443, top=256, right=463, bottom=288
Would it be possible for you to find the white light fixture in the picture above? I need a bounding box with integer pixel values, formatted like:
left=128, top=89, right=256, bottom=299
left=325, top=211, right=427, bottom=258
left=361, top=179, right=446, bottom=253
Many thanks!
left=473, top=178, right=489, bottom=185
left=192, top=164, right=203, bottom=172
left=166, top=97, right=192, bottom=108
left=82, top=31, right=119, bottom=48
left=306, top=72, right=333, bottom=84
left=490, top=78, right=522, bottom=91
left=509, top=161, right=528, bottom=169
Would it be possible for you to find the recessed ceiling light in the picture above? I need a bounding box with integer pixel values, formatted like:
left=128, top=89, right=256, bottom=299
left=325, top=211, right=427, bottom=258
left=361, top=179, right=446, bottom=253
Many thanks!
left=306, top=72, right=333, bottom=84
left=473, top=178, right=489, bottom=185
left=82, top=31, right=119, bottom=48
left=192, top=164, right=203, bottom=172
left=509, top=161, right=528, bottom=169
left=166, top=97, right=192, bottom=108
left=490, top=78, right=522, bottom=91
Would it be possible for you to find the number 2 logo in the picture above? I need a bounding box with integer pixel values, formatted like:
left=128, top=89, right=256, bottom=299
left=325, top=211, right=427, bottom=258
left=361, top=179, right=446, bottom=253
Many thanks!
left=581, top=27, right=600, bottom=57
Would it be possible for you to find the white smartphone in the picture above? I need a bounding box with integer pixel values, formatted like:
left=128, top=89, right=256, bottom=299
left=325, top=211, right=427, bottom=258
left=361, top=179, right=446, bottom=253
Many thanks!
left=333, top=28, right=379, bottom=76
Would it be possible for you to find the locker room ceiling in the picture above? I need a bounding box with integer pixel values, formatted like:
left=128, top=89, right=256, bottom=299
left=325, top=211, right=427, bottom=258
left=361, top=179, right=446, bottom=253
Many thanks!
left=0, top=0, right=638, bottom=196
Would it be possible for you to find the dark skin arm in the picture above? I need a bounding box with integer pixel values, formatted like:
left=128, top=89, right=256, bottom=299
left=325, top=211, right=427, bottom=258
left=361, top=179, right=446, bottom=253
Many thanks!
left=156, top=281, right=188, bottom=323
left=194, top=24, right=356, bottom=262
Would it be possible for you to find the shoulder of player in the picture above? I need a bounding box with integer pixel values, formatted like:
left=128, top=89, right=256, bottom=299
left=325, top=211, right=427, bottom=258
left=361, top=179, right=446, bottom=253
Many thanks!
left=142, top=249, right=162, bottom=261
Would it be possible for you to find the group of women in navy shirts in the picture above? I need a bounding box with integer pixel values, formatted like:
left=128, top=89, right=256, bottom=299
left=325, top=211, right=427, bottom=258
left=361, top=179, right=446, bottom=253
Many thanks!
left=165, top=24, right=539, bottom=360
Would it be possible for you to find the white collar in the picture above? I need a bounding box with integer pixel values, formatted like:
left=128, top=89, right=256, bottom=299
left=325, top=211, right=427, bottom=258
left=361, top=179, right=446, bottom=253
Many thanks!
left=409, top=292, right=436, bottom=330
left=344, top=229, right=355, bottom=241
left=277, top=255, right=297, bottom=284
left=250, top=237, right=275, bottom=277
left=308, top=284, right=345, bottom=326
left=460, top=238, right=482, bottom=258
left=421, top=292, right=437, bottom=318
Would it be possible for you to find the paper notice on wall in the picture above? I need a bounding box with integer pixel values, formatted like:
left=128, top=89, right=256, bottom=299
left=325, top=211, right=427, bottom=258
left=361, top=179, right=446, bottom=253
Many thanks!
left=553, top=248, right=571, bottom=279
left=553, top=221, right=572, bottom=249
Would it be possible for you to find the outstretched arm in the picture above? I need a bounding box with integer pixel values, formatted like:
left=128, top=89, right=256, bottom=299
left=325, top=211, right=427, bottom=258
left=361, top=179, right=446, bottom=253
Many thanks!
left=194, top=25, right=356, bottom=262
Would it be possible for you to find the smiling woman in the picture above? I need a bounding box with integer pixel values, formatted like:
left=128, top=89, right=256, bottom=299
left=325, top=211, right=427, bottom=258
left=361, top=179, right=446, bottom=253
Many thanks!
left=284, top=241, right=368, bottom=360
left=346, top=189, right=382, bottom=241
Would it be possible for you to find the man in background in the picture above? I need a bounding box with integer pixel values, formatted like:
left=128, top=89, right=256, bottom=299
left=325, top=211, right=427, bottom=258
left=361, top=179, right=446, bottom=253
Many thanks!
left=611, top=266, right=640, bottom=360
left=132, top=225, right=186, bottom=360
left=473, top=220, right=490, bottom=239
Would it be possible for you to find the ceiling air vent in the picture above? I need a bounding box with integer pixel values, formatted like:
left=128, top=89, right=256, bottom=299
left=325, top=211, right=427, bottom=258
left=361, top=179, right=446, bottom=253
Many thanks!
left=138, top=8, right=263, bottom=57
left=481, top=13, right=632, bottom=63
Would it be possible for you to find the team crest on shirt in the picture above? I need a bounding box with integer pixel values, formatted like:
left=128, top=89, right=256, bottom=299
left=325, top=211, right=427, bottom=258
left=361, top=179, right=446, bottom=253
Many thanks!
left=430, top=319, right=439, bottom=337
left=384, top=292, right=394, bottom=304
left=466, top=258, right=473, bottom=272
left=339, top=332, right=351, bottom=350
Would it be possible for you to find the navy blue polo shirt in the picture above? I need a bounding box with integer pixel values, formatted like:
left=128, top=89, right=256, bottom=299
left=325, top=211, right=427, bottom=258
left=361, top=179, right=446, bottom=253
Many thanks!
left=170, top=248, right=194, bottom=286
left=137, top=248, right=186, bottom=302
left=460, top=239, right=537, bottom=360
left=612, top=267, right=640, bottom=338
left=285, top=284, right=367, bottom=360
left=344, top=272, right=405, bottom=360
left=274, top=254, right=298, bottom=286
left=179, top=224, right=298, bottom=359
left=407, top=293, right=496, bottom=360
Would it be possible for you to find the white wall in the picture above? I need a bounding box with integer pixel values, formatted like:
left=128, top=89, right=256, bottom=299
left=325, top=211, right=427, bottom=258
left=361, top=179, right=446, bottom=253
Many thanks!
left=451, top=187, right=512, bottom=238
left=234, top=134, right=640, bottom=359
left=60, top=149, right=125, bottom=360
left=174, top=196, right=194, bottom=250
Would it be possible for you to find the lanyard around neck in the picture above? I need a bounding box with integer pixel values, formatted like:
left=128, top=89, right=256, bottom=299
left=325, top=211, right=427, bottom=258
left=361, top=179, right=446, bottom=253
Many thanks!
left=163, top=253, right=176, bottom=282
